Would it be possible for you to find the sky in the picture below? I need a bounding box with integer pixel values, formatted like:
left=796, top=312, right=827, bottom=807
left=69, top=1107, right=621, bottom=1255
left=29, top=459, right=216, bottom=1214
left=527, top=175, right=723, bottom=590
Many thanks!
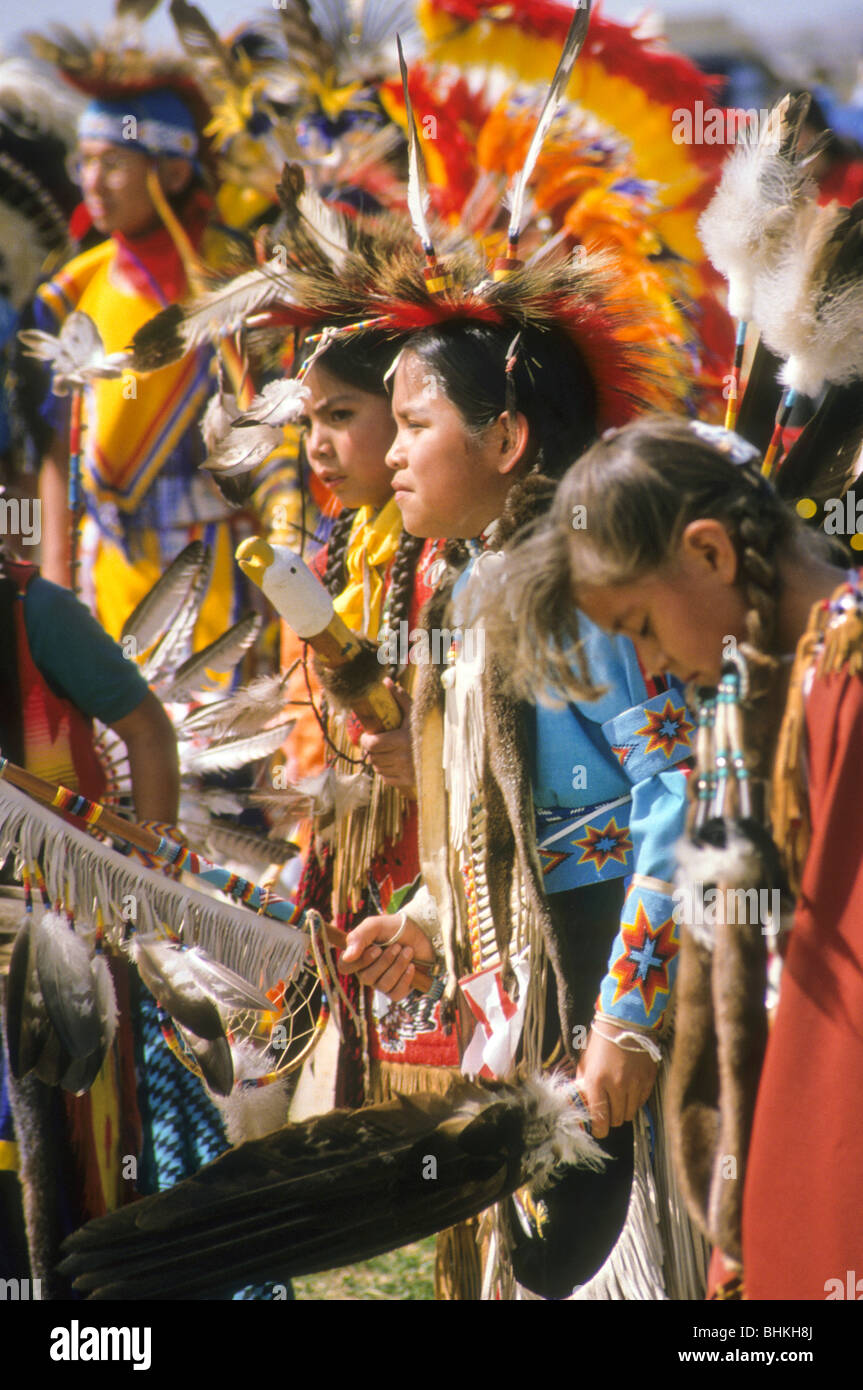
left=2, top=0, right=862, bottom=66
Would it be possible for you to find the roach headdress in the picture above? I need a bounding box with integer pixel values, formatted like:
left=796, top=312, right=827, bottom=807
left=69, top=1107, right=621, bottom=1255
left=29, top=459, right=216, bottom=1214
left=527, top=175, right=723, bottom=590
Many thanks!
left=131, top=0, right=688, bottom=433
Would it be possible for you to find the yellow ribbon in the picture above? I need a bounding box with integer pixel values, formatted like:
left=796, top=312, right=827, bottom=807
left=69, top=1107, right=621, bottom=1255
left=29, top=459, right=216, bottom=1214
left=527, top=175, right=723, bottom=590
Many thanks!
left=332, top=497, right=402, bottom=638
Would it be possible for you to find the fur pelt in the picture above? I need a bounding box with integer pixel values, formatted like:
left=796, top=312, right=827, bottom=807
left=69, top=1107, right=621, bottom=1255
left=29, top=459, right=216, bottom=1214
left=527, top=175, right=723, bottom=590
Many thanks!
left=668, top=918, right=768, bottom=1263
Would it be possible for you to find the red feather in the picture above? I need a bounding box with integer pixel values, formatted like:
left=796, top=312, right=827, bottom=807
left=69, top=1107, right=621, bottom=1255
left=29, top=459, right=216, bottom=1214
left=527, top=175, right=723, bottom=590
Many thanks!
left=427, top=0, right=727, bottom=169
left=380, top=66, right=492, bottom=221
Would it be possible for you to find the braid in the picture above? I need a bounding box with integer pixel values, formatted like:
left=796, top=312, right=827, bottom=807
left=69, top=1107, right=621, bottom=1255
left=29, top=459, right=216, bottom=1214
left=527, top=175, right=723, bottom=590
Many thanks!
left=323, top=509, right=357, bottom=597
left=731, top=492, right=784, bottom=653
left=387, top=529, right=425, bottom=633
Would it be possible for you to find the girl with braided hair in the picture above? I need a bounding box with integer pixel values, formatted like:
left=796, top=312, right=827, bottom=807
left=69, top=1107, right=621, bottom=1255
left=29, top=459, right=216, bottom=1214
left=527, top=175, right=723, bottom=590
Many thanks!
left=341, top=323, right=703, bottom=1300
left=291, top=332, right=462, bottom=1110
left=493, top=413, right=862, bottom=1299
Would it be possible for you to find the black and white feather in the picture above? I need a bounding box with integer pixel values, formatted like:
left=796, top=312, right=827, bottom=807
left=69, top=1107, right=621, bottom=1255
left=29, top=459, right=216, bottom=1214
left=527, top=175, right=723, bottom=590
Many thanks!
left=60, top=1072, right=604, bottom=1300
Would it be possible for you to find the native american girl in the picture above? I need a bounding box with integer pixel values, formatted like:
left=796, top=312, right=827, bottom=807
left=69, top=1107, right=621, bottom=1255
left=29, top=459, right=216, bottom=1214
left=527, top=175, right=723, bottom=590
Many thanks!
left=497, top=412, right=863, bottom=1300
left=287, top=332, right=464, bottom=1110
left=340, top=323, right=706, bottom=1300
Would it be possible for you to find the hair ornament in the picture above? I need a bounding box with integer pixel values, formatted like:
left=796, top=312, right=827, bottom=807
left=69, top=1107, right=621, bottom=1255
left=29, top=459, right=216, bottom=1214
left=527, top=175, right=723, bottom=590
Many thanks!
left=688, top=419, right=763, bottom=468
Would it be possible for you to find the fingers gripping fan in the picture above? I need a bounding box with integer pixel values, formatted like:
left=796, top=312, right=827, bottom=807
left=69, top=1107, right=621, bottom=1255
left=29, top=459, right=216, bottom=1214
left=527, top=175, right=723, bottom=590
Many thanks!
left=60, top=1074, right=605, bottom=1300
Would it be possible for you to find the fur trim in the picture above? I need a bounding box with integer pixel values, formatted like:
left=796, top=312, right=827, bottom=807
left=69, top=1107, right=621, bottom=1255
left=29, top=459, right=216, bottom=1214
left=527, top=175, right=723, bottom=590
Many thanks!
left=518, top=1072, right=606, bottom=1187
left=667, top=915, right=767, bottom=1262
left=209, top=1041, right=294, bottom=1144
left=674, top=830, right=772, bottom=952
left=313, top=639, right=385, bottom=709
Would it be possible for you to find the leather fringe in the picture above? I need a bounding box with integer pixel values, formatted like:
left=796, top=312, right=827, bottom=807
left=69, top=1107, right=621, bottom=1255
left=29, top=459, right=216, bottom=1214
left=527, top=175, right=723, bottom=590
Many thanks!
left=435, top=1217, right=484, bottom=1301
left=770, top=580, right=863, bottom=897
left=327, top=718, right=408, bottom=916
left=368, top=1060, right=459, bottom=1102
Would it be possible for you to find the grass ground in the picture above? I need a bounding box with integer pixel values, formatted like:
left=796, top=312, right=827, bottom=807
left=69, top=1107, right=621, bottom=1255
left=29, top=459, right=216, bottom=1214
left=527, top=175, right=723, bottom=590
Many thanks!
left=292, top=1237, right=436, bottom=1300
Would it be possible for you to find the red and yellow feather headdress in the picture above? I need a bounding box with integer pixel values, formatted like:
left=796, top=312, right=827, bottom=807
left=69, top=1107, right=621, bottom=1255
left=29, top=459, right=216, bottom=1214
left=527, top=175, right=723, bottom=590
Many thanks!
left=131, top=2, right=702, bottom=430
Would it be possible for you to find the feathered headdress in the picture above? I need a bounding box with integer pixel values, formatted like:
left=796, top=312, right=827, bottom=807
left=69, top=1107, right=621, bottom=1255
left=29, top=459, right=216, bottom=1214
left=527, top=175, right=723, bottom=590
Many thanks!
left=25, top=3, right=215, bottom=175
left=131, top=3, right=688, bottom=433
left=168, top=0, right=414, bottom=212
left=700, top=91, right=863, bottom=495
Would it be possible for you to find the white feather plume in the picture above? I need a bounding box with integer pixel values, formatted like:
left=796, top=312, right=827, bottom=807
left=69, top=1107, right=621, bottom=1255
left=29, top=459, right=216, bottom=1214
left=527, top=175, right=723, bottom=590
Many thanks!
left=297, top=187, right=351, bottom=273
left=180, top=720, right=295, bottom=774
left=674, top=831, right=771, bottom=952
left=200, top=390, right=240, bottom=451
left=506, top=1, right=592, bottom=247
left=698, top=93, right=818, bottom=322
left=753, top=200, right=863, bottom=397
left=209, top=1040, right=293, bottom=1142
left=241, top=378, right=310, bottom=426
left=201, top=423, right=283, bottom=476
left=172, top=259, right=303, bottom=353
left=19, top=311, right=130, bottom=394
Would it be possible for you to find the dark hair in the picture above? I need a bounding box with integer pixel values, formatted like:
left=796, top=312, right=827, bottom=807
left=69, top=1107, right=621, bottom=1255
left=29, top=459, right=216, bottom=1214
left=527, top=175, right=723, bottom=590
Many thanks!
left=492, top=414, right=821, bottom=702
left=295, top=329, right=402, bottom=398
left=398, top=319, right=598, bottom=478
left=300, top=328, right=405, bottom=596
left=322, top=507, right=357, bottom=596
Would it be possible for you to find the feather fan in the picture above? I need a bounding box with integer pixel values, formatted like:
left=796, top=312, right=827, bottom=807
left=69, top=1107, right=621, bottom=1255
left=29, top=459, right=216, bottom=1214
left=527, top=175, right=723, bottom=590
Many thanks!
left=60, top=1072, right=604, bottom=1299
left=180, top=720, right=295, bottom=774
left=144, top=545, right=214, bottom=684
left=198, top=822, right=300, bottom=868
left=122, top=539, right=208, bottom=653
left=179, top=672, right=292, bottom=739
left=131, top=259, right=303, bottom=370
left=161, top=612, right=261, bottom=700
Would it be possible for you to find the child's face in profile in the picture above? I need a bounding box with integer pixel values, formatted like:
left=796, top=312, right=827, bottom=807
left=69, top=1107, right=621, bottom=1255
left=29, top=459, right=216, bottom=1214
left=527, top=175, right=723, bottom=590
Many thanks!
left=298, top=362, right=396, bottom=512
left=576, top=519, right=750, bottom=687
left=386, top=351, right=522, bottom=539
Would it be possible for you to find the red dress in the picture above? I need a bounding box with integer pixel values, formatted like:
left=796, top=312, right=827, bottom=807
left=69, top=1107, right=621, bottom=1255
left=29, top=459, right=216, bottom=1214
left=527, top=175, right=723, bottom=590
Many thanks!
left=743, top=657, right=863, bottom=1298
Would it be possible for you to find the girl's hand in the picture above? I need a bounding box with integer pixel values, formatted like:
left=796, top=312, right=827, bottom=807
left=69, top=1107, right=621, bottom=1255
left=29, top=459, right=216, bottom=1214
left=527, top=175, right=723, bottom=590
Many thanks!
left=359, top=682, right=416, bottom=795
left=575, top=1021, right=659, bottom=1139
left=339, top=913, right=435, bottom=1001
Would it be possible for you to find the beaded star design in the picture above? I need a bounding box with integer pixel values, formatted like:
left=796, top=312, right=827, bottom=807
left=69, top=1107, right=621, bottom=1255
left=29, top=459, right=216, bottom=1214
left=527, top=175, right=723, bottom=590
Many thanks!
left=634, top=698, right=694, bottom=759
left=574, top=817, right=632, bottom=873
left=609, top=900, right=679, bottom=1014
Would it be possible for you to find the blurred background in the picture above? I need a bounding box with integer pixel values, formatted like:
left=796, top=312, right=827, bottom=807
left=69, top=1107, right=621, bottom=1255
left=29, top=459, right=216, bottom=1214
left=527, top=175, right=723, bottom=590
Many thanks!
left=4, top=1, right=863, bottom=139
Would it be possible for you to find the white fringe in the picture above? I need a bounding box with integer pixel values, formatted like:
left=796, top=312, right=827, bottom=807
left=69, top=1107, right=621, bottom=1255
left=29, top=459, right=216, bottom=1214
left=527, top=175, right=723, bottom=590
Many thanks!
left=0, top=780, right=306, bottom=990
left=443, top=649, right=485, bottom=853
